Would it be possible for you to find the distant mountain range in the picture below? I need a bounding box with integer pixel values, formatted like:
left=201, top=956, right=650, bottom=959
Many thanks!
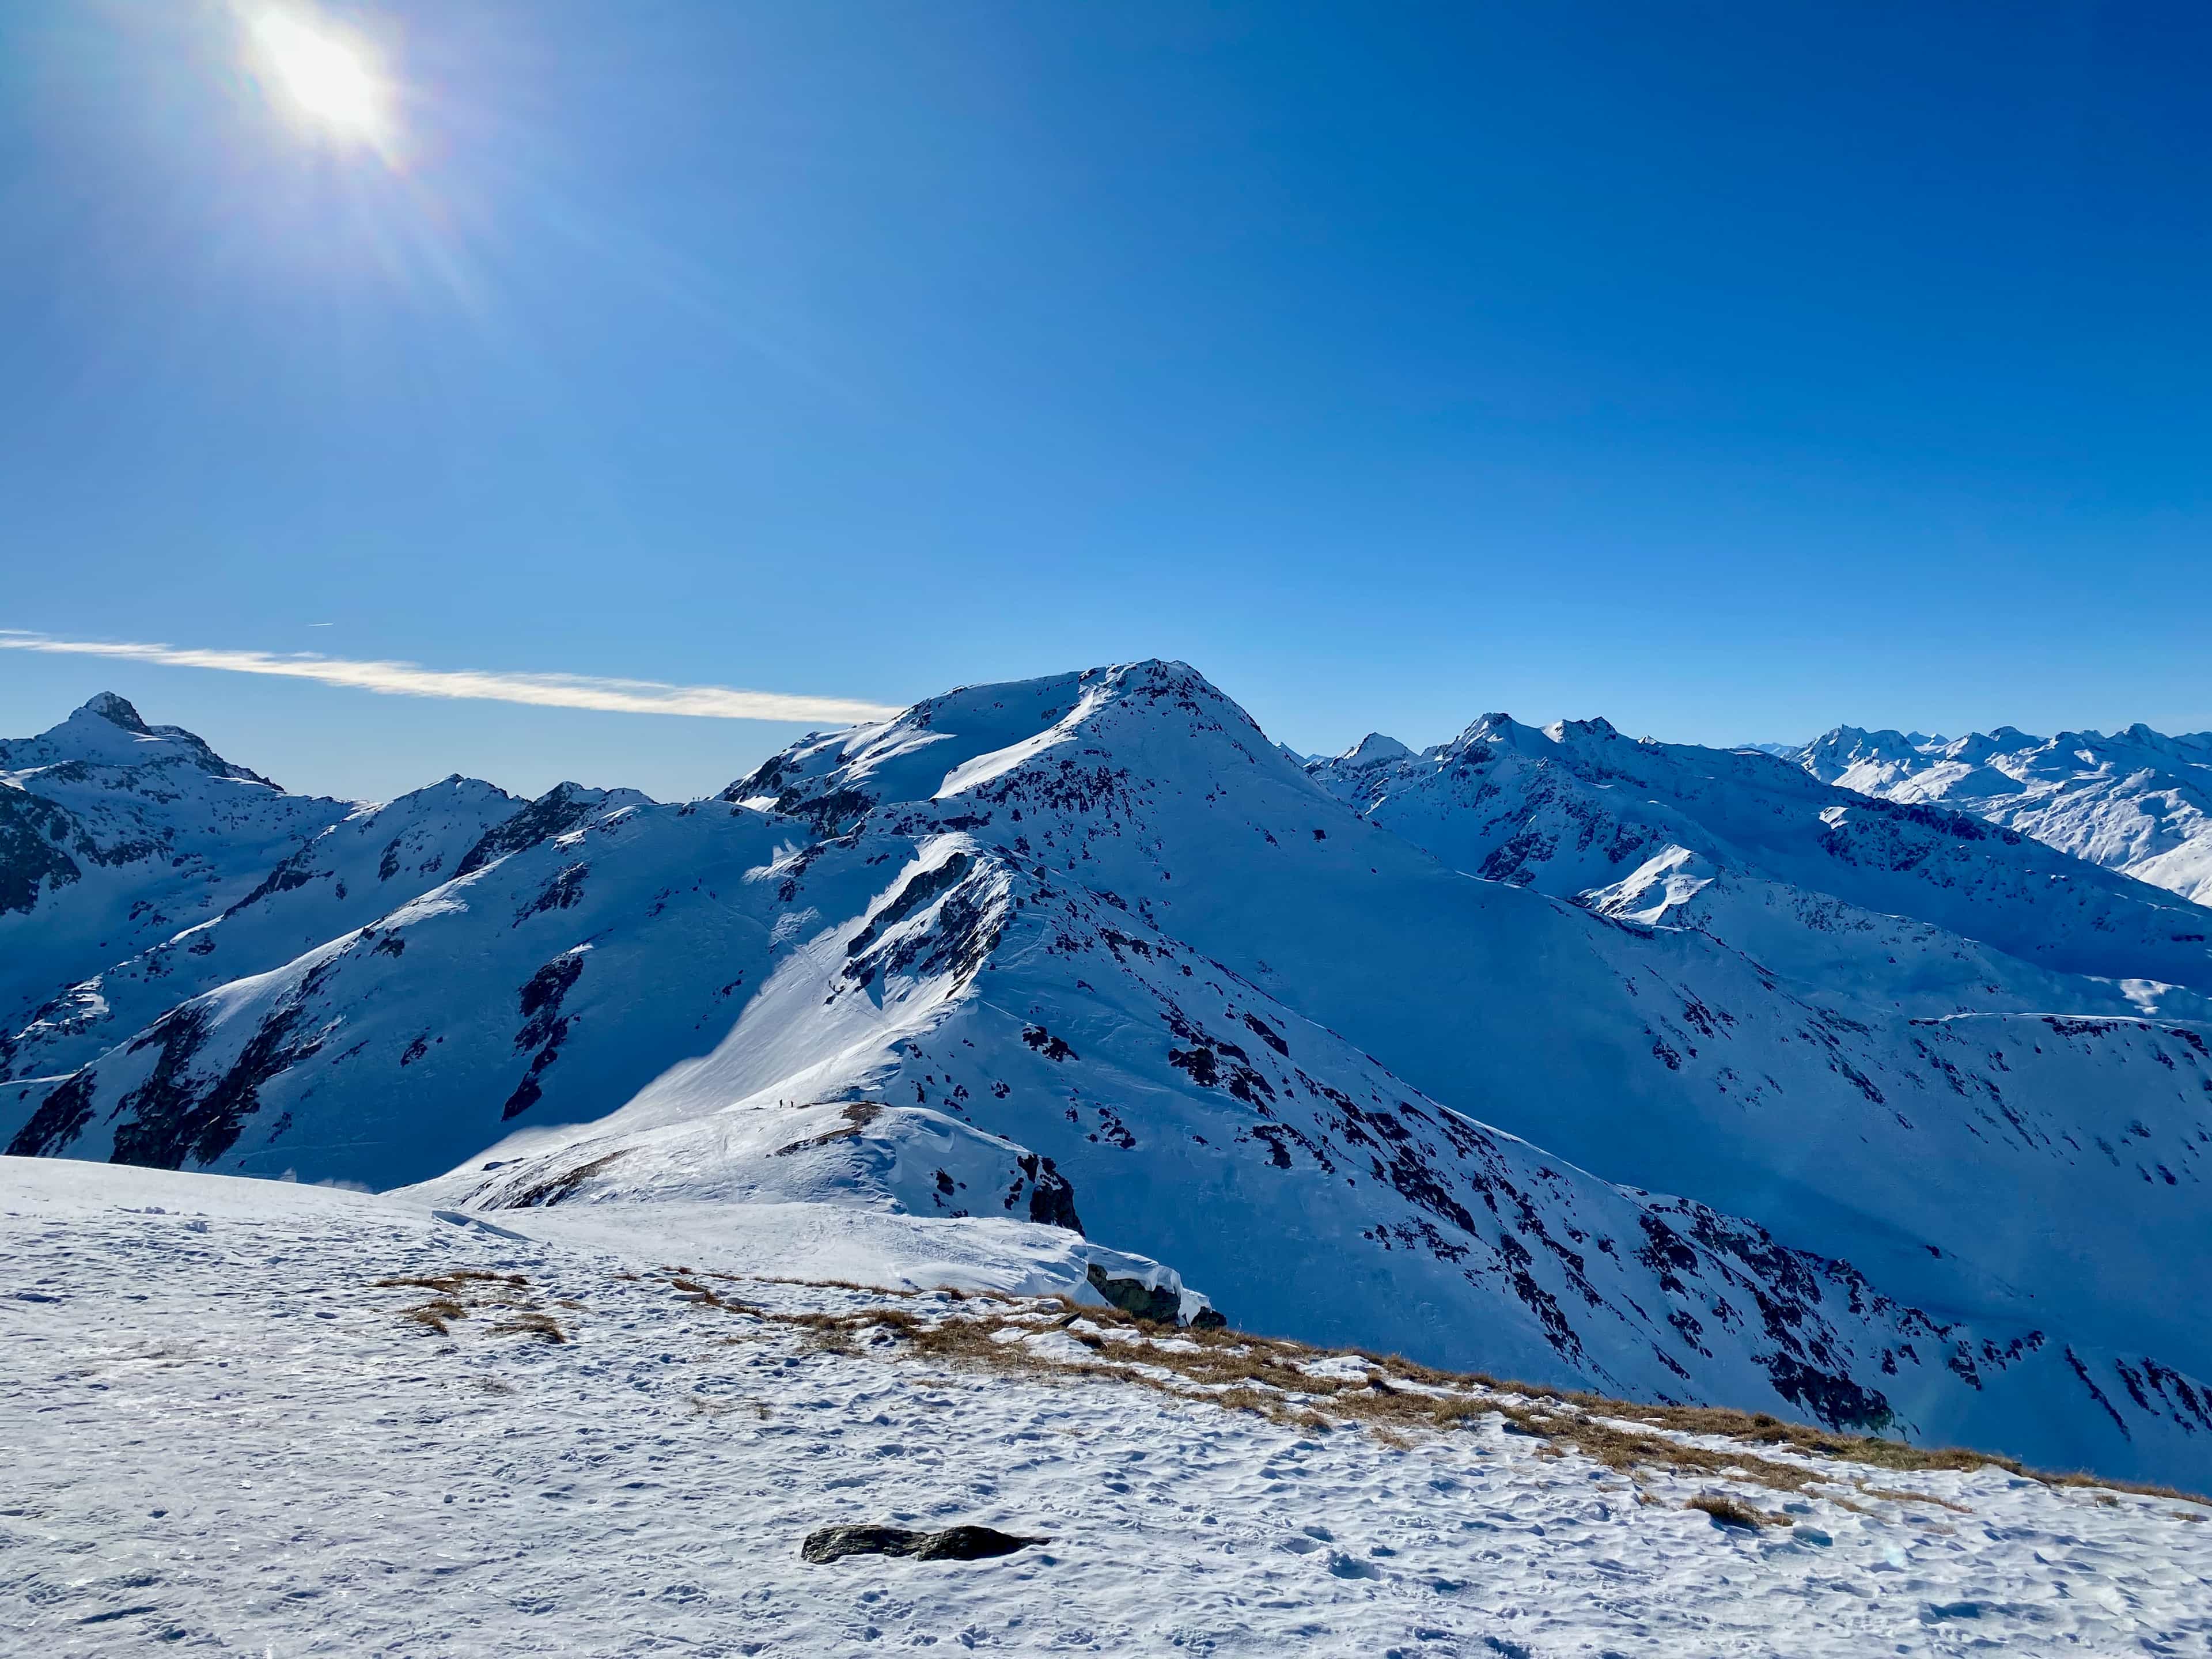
left=6, top=676, right=2210, bottom=1487
left=1794, top=724, right=2212, bottom=907
left=1724, top=724, right=2212, bottom=906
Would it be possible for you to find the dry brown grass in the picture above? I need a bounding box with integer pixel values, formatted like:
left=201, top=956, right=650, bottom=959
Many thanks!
left=665, top=1276, right=763, bottom=1315
left=630, top=1271, right=2209, bottom=1509
left=1546, top=1393, right=2203, bottom=1503
left=650, top=1285, right=1846, bottom=1496
left=376, top=1271, right=566, bottom=1344
left=489, top=1311, right=566, bottom=1343
left=368, top=1259, right=2207, bottom=1513
left=400, top=1298, right=465, bottom=1335
left=375, top=1270, right=527, bottom=1296
left=1687, top=1493, right=1788, bottom=1529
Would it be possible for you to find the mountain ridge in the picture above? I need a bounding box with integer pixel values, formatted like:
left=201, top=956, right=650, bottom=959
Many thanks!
left=1795, top=722, right=2212, bottom=906
left=5, top=669, right=2211, bottom=1485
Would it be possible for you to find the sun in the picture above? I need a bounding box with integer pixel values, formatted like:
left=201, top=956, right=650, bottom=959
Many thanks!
left=252, top=10, right=387, bottom=143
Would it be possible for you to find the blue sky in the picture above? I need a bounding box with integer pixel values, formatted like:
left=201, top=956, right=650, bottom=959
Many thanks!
left=5, top=1, right=2209, bottom=801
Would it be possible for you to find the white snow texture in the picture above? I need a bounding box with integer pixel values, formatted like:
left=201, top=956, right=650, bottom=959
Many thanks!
left=6, top=1159, right=2207, bottom=1656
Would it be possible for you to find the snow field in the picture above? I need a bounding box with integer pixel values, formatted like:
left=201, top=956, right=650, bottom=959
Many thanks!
left=6, top=1164, right=2209, bottom=1656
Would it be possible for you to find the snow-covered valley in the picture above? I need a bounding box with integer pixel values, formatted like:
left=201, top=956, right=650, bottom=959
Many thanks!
left=7, top=1159, right=2207, bottom=1657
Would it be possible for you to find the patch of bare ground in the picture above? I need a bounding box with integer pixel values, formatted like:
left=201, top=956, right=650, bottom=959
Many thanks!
left=399, top=1297, right=467, bottom=1336
left=372, top=1271, right=567, bottom=1344
left=1860, top=1485, right=1974, bottom=1514
left=1687, top=1493, right=1789, bottom=1529
left=488, top=1310, right=566, bottom=1343
left=689, top=1395, right=773, bottom=1419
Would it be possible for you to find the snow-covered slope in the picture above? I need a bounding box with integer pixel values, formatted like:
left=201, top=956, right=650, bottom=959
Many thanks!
left=7, top=1159, right=2207, bottom=1657
left=1305, top=711, right=2212, bottom=1006
left=11, top=666, right=2211, bottom=1487
left=0, top=691, right=664, bottom=1088
left=0, top=772, right=527, bottom=1083
left=0, top=694, right=353, bottom=1032
left=1801, top=723, right=2212, bottom=907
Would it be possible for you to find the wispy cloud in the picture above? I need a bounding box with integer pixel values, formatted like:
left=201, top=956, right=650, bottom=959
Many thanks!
left=0, top=631, right=901, bottom=726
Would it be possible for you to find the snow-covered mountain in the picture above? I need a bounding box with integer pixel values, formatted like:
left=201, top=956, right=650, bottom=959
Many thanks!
left=1798, top=723, right=2212, bottom=907
left=0, top=695, right=666, bottom=1085
left=1304, top=711, right=2212, bottom=1010
left=6, top=669, right=2212, bottom=1487
left=0, top=773, right=541, bottom=1084
left=0, top=694, right=353, bottom=1033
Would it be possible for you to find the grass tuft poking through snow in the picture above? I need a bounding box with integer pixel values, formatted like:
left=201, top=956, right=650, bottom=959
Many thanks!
left=1685, top=1493, right=1786, bottom=1530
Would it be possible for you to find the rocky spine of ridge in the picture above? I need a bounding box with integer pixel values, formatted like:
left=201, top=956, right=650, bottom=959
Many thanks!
left=1, top=771, right=529, bottom=1084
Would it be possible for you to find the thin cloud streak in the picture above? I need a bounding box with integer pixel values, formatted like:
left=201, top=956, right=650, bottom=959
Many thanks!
left=0, top=631, right=900, bottom=726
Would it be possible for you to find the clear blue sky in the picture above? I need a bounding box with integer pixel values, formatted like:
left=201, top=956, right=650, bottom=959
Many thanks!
left=4, top=1, right=2208, bottom=801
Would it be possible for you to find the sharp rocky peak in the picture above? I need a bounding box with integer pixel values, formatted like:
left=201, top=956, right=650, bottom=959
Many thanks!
left=0, top=692, right=279, bottom=788
left=78, top=691, right=151, bottom=733
left=1332, top=732, right=1413, bottom=768
left=1541, top=715, right=1624, bottom=745
left=1441, top=711, right=1532, bottom=753
left=1808, top=724, right=1908, bottom=752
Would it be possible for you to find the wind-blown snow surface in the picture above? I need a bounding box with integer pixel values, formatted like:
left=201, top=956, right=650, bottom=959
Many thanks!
left=1799, top=724, right=2212, bottom=907
left=9, top=1160, right=2209, bottom=1657
left=8, top=669, right=2212, bottom=1491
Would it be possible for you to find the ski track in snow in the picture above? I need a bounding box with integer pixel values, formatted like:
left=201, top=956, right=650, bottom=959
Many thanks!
left=6, top=1164, right=2209, bottom=1657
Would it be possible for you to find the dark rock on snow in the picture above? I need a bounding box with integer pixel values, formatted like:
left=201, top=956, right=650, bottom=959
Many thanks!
left=800, top=1524, right=1050, bottom=1565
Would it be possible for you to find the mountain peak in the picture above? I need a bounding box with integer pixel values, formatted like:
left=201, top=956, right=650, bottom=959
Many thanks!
left=77, top=691, right=150, bottom=733
left=1333, top=733, right=1412, bottom=769
left=1540, top=715, right=1622, bottom=745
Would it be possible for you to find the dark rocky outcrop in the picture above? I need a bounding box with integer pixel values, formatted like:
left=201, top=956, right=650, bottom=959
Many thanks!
left=0, top=791, right=84, bottom=915
left=1020, top=1153, right=1083, bottom=1232
left=456, top=783, right=622, bottom=878
left=799, top=1524, right=1049, bottom=1565
left=1084, top=1261, right=1229, bottom=1328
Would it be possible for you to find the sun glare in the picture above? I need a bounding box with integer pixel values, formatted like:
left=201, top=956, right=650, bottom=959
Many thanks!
left=252, top=10, right=386, bottom=143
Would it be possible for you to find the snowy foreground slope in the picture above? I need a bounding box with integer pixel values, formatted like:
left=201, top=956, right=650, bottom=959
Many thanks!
left=8, top=1160, right=2209, bottom=1658
left=1797, top=724, right=2212, bottom=907
left=7, top=671, right=2212, bottom=1492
